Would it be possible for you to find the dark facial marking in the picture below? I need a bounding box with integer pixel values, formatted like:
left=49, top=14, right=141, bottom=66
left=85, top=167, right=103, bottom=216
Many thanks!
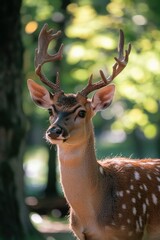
left=52, top=105, right=82, bottom=118
left=57, top=95, right=78, bottom=108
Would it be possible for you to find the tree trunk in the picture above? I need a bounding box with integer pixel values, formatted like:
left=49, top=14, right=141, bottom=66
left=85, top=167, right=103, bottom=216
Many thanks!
left=0, top=1, right=43, bottom=239
left=45, top=147, right=58, bottom=197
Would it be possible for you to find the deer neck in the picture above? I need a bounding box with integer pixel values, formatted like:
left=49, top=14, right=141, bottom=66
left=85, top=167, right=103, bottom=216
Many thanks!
left=58, top=127, right=97, bottom=166
left=57, top=124, right=100, bottom=218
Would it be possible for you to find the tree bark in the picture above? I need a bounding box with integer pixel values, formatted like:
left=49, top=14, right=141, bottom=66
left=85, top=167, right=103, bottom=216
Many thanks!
left=45, top=147, right=58, bottom=197
left=0, top=0, right=43, bottom=239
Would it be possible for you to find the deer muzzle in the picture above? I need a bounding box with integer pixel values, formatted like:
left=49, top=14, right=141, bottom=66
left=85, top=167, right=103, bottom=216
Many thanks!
left=46, top=124, right=69, bottom=141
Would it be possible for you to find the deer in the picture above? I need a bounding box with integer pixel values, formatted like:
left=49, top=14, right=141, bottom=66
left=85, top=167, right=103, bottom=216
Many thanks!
left=27, top=24, right=160, bottom=240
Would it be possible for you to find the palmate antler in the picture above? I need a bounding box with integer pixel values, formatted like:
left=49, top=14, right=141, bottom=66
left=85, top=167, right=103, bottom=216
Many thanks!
left=35, top=23, right=63, bottom=93
left=79, top=30, right=131, bottom=97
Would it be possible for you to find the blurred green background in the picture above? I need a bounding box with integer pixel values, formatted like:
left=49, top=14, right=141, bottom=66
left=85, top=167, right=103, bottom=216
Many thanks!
left=23, top=0, right=160, bottom=190
left=1, top=0, right=160, bottom=239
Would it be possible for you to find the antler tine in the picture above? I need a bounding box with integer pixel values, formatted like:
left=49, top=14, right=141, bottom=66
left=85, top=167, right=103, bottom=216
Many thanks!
left=79, top=29, right=131, bottom=98
left=106, top=29, right=131, bottom=82
left=80, top=74, right=107, bottom=97
left=118, top=29, right=124, bottom=59
left=35, top=23, right=64, bottom=93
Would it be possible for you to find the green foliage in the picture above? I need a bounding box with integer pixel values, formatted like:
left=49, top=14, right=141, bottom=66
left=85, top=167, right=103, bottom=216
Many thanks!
left=63, top=0, right=160, bottom=140
left=21, top=1, right=160, bottom=236
left=22, top=0, right=160, bottom=147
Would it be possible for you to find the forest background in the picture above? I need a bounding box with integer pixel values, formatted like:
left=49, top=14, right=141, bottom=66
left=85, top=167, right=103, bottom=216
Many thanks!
left=0, top=0, right=160, bottom=239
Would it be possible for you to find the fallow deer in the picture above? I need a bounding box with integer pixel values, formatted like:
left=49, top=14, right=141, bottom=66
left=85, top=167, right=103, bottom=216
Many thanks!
left=27, top=24, right=160, bottom=240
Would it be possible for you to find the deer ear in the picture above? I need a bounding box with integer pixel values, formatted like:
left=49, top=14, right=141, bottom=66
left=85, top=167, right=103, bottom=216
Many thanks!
left=27, top=79, right=52, bottom=108
left=91, top=85, right=115, bottom=113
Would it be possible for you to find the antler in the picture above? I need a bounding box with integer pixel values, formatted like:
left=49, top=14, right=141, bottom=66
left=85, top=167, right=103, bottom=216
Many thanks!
left=35, top=23, right=64, bottom=93
left=79, top=30, right=131, bottom=97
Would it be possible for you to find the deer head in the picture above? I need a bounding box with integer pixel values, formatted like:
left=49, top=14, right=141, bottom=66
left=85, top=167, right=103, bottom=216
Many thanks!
left=27, top=24, right=131, bottom=145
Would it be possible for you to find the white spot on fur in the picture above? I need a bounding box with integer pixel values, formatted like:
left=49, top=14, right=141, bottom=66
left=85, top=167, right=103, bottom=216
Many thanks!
left=126, top=190, right=130, bottom=194
left=156, top=177, right=160, bottom=182
left=119, top=191, right=124, bottom=197
left=139, top=216, right=143, bottom=228
left=142, top=203, right=147, bottom=214
left=132, top=207, right=137, bottom=215
left=118, top=213, right=122, bottom=218
left=122, top=204, right=127, bottom=209
left=99, top=166, right=104, bottom=175
left=147, top=174, right=152, bottom=180
left=134, top=171, right=140, bottom=180
left=145, top=198, right=149, bottom=206
left=127, top=219, right=131, bottom=224
left=138, top=192, right=141, bottom=199
left=130, top=185, right=134, bottom=190
left=132, top=198, right=136, bottom=203
left=143, top=184, right=148, bottom=191
left=152, top=193, right=158, bottom=205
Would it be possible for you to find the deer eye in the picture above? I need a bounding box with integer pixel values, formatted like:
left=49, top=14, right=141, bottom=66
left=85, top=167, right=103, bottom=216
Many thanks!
left=48, top=109, right=53, bottom=116
left=78, top=110, right=86, bottom=118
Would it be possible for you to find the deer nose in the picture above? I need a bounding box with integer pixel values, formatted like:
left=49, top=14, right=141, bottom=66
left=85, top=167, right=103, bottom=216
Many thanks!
left=47, top=126, right=63, bottom=138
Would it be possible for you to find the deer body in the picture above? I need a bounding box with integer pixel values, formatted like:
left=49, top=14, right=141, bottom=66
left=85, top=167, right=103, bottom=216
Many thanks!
left=27, top=24, right=160, bottom=240
left=55, top=111, right=160, bottom=240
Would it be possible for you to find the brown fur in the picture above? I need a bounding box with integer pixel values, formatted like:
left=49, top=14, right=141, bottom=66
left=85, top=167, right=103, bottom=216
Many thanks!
left=27, top=81, right=160, bottom=240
